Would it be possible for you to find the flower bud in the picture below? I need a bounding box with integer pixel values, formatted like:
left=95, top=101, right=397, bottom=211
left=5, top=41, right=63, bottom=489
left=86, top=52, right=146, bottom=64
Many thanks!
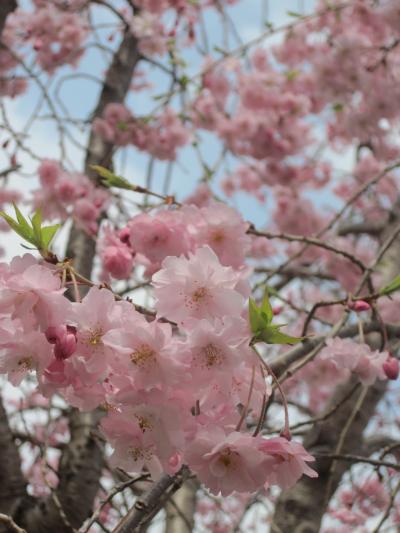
left=119, top=226, right=131, bottom=245
left=54, top=333, right=77, bottom=360
left=45, top=325, right=67, bottom=345
left=383, top=356, right=399, bottom=380
left=348, top=300, right=370, bottom=312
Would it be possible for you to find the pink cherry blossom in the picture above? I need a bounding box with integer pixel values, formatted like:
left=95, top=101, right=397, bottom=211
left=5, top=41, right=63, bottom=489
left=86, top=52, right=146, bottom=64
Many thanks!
left=184, top=429, right=267, bottom=496
left=152, top=246, right=246, bottom=327
left=258, top=437, right=317, bottom=490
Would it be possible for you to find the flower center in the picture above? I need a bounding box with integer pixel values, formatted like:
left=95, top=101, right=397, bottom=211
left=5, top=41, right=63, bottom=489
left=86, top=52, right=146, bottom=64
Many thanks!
left=17, top=357, right=33, bottom=371
left=211, top=230, right=225, bottom=243
left=201, top=343, right=224, bottom=368
left=127, top=445, right=152, bottom=461
left=192, top=287, right=208, bottom=302
left=135, top=414, right=153, bottom=433
left=218, top=448, right=239, bottom=469
left=130, top=344, right=156, bottom=368
left=88, top=326, right=103, bottom=346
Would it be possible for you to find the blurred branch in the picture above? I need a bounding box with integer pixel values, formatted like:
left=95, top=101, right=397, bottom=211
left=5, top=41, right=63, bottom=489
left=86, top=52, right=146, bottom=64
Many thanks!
left=112, top=467, right=191, bottom=533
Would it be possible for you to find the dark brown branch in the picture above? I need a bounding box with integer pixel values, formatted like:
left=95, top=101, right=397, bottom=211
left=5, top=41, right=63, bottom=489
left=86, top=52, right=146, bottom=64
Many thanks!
left=0, top=0, right=16, bottom=39
left=337, top=220, right=386, bottom=237
left=313, top=453, right=400, bottom=472
left=0, top=514, right=26, bottom=533
left=112, top=467, right=191, bottom=533
left=0, top=398, right=27, bottom=522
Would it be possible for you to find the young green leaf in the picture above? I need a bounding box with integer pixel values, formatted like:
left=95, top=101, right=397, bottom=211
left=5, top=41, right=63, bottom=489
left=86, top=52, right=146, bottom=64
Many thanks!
left=261, top=290, right=273, bottom=324
left=41, top=224, right=61, bottom=249
left=0, top=206, right=36, bottom=244
left=249, top=298, right=263, bottom=334
left=91, top=165, right=132, bottom=190
left=31, top=209, right=43, bottom=244
left=249, top=289, right=304, bottom=346
left=259, top=326, right=303, bottom=345
left=380, top=275, right=400, bottom=296
left=0, top=206, right=60, bottom=256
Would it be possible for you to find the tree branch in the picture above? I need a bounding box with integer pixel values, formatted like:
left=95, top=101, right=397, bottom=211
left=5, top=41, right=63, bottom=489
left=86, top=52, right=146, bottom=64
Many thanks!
left=0, top=397, right=27, bottom=521
left=112, top=467, right=191, bottom=533
left=271, top=196, right=400, bottom=532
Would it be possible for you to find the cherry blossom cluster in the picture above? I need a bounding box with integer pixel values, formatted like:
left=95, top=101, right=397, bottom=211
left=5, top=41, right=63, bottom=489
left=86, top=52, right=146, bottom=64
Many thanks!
left=128, top=0, right=239, bottom=56
left=319, top=337, right=388, bottom=386
left=93, top=103, right=190, bottom=161
left=4, top=1, right=88, bottom=72
left=187, top=0, right=400, bottom=278
left=33, top=160, right=110, bottom=234
left=98, top=201, right=250, bottom=279
left=329, top=475, right=392, bottom=530
left=0, top=245, right=318, bottom=496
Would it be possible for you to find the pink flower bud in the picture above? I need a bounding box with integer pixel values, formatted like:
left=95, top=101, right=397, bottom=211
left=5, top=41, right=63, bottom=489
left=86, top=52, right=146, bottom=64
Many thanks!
left=54, top=333, right=77, bottom=360
left=45, top=325, right=67, bottom=344
left=33, top=38, right=43, bottom=51
left=349, top=300, right=371, bottom=312
left=119, top=226, right=131, bottom=245
left=103, top=245, right=133, bottom=279
left=273, top=305, right=283, bottom=315
left=383, top=356, right=399, bottom=380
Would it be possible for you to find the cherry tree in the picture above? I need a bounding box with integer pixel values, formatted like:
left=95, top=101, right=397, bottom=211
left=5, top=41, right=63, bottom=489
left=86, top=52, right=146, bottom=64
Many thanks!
left=0, top=1, right=400, bottom=532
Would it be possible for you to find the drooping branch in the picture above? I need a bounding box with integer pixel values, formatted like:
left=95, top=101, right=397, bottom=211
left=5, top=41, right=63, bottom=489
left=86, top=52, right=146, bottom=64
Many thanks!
left=272, top=199, right=400, bottom=532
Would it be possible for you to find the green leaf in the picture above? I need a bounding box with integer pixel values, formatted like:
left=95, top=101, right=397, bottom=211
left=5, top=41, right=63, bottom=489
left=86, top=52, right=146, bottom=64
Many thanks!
left=287, top=10, right=302, bottom=17
left=91, top=165, right=132, bottom=190
left=380, top=275, right=400, bottom=296
left=286, top=70, right=299, bottom=81
left=41, top=224, right=61, bottom=249
left=0, top=208, right=35, bottom=244
left=249, top=289, right=304, bottom=346
left=249, top=298, right=262, bottom=334
left=333, top=102, right=344, bottom=113
left=13, top=204, right=35, bottom=243
left=0, top=205, right=60, bottom=255
left=261, top=290, right=273, bottom=324
left=31, top=209, right=43, bottom=245
left=259, top=325, right=303, bottom=345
